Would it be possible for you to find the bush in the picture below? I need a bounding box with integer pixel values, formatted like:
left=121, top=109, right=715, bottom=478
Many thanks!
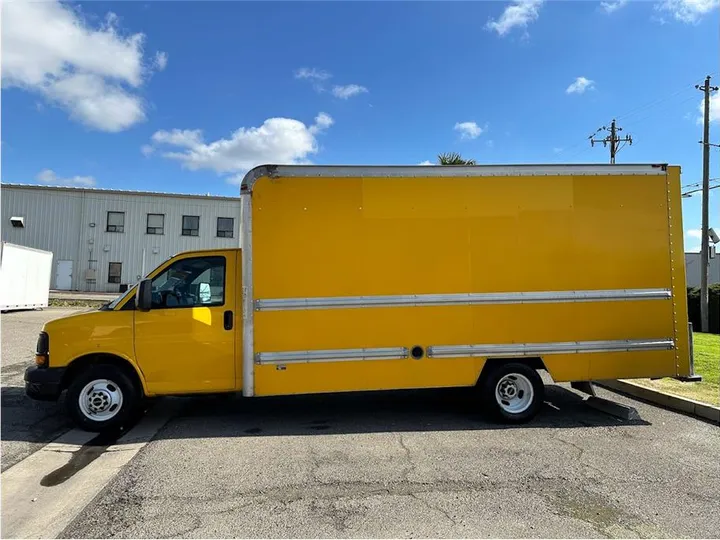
left=687, top=284, right=720, bottom=335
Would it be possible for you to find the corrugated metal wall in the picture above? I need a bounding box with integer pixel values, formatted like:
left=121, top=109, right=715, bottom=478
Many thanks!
left=685, top=252, right=720, bottom=288
left=1, top=185, right=241, bottom=292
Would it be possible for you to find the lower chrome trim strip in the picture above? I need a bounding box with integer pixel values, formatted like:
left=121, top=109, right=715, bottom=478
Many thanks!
left=255, top=288, right=671, bottom=311
left=427, top=339, right=675, bottom=359
left=255, top=347, right=409, bottom=365
left=255, top=339, right=673, bottom=365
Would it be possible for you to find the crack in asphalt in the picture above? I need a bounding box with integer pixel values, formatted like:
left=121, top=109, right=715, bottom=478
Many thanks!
left=397, top=432, right=416, bottom=483
left=408, top=493, right=458, bottom=526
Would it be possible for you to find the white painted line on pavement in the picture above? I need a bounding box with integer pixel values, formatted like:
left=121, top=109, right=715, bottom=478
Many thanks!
left=1, top=400, right=178, bottom=539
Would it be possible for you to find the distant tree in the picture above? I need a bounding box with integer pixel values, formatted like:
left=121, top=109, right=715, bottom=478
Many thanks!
left=437, top=152, right=477, bottom=165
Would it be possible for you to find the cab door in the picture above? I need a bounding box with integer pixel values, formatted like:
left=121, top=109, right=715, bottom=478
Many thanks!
left=134, top=252, right=236, bottom=395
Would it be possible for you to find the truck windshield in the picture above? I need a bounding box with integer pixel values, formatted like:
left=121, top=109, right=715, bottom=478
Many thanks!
left=102, top=284, right=137, bottom=311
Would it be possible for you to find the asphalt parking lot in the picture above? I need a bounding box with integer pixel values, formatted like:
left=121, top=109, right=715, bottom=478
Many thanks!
left=2, top=309, right=720, bottom=538
left=1, top=309, right=76, bottom=471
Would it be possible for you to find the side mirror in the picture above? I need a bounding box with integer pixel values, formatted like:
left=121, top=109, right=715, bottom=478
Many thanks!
left=198, top=282, right=211, bottom=304
left=136, top=279, right=153, bottom=311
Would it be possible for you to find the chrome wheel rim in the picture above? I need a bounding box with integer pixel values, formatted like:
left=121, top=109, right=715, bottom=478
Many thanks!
left=495, top=373, right=534, bottom=414
left=78, top=379, right=123, bottom=421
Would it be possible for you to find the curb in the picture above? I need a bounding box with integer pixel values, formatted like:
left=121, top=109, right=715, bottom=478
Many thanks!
left=596, top=380, right=720, bottom=424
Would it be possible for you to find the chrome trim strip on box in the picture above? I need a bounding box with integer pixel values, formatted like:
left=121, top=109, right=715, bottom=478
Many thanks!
left=426, top=339, right=675, bottom=359
left=256, top=347, right=410, bottom=365
left=254, top=339, right=674, bottom=366
left=254, top=288, right=672, bottom=312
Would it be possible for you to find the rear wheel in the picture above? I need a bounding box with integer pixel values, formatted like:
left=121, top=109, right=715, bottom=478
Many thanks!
left=480, top=362, right=544, bottom=423
left=66, top=364, right=141, bottom=432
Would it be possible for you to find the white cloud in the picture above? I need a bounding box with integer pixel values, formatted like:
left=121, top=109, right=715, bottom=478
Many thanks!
left=45, top=73, right=145, bottom=132
left=698, top=91, right=720, bottom=124
left=657, top=0, right=719, bottom=23
left=687, top=229, right=703, bottom=239
left=687, top=245, right=701, bottom=252
left=294, top=68, right=368, bottom=99
left=486, top=0, right=543, bottom=36
left=294, top=67, right=333, bottom=93
left=600, top=0, right=628, bottom=13
left=454, top=121, right=483, bottom=140
left=331, top=84, right=369, bottom=99
left=151, top=129, right=204, bottom=147
left=149, top=113, right=334, bottom=184
left=141, top=144, right=155, bottom=157
left=36, top=169, right=96, bottom=187
left=294, top=68, right=332, bottom=81
left=566, top=76, right=595, bottom=94
left=553, top=147, right=564, bottom=154
left=486, top=140, right=495, bottom=148
left=418, top=160, right=435, bottom=166
left=153, top=51, right=168, bottom=71
left=1, top=1, right=163, bottom=132
left=309, top=112, right=334, bottom=134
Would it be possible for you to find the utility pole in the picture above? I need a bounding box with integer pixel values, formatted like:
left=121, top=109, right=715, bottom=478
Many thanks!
left=696, top=75, right=719, bottom=333
left=589, top=119, right=633, bottom=164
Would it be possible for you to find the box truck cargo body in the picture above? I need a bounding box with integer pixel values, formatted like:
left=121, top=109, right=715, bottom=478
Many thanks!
left=25, top=164, right=695, bottom=430
left=0, top=242, right=53, bottom=311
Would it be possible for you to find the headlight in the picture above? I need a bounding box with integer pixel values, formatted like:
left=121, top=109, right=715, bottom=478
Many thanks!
left=35, top=332, right=49, bottom=367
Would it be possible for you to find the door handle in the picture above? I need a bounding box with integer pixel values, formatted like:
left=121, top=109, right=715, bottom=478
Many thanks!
left=223, top=310, right=233, bottom=331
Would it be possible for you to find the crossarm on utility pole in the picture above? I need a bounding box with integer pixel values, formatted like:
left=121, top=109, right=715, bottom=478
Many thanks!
left=589, top=119, right=632, bottom=164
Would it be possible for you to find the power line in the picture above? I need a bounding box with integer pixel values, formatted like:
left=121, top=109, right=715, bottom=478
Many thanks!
left=615, top=83, right=696, bottom=122
left=620, top=94, right=699, bottom=131
left=682, top=184, right=720, bottom=197
left=682, top=178, right=720, bottom=189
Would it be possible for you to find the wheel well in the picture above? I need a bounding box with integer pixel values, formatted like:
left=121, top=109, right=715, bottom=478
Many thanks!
left=61, top=354, right=144, bottom=396
left=477, top=357, right=547, bottom=386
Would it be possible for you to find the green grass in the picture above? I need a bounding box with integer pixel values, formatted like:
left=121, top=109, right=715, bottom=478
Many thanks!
left=48, top=299, right=107, bottom=308
left=635, top=332, right=719, bottom=406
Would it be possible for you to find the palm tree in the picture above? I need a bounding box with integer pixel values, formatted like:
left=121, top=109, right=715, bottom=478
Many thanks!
left=437, top=152, right=476, bottom=165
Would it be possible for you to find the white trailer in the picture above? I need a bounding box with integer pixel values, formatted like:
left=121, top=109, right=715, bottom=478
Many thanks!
left=0, top=242, right=53, bottom=311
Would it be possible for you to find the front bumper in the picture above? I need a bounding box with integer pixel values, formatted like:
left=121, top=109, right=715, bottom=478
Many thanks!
left=24, top=365, right=65, bottom=401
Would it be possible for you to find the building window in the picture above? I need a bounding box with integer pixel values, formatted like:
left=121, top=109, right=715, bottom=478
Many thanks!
left=147, top=214, right=165, bottom=235
left=107, top=211, right=125, bottom=233
left=217, top=217, right=234, bottom=238
left=108, top=262, right=122, bottom=284
left=182, top=215, right=200, bottom=236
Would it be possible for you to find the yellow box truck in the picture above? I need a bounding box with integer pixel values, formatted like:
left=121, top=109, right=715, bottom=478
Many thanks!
left=25, top=164, right=696, bottom=431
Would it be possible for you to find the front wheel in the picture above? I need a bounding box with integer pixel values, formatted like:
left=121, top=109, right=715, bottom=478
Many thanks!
left=66, top=364, right=141, bottom=432
left=479, top=362, right=544, bottom=423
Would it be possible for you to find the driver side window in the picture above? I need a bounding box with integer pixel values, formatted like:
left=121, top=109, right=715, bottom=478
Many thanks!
left=150, top=256, right=225, bottom=309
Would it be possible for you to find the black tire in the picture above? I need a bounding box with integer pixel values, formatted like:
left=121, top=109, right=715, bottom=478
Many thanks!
left=479, top=362, right=544, bottom=423
left=65, top=364, right=141, bottom=432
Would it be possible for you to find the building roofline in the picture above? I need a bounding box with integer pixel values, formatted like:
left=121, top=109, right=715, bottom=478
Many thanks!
left=0, top=183, right=240, bottom=201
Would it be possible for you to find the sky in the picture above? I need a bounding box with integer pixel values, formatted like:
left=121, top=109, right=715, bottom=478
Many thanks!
left=1, top=0, right=718, bottom=251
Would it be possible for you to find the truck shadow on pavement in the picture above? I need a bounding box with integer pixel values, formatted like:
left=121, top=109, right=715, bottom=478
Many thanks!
left=0, top=384, right=649, bottom=448
left=151, top=384, right=650, bottom=441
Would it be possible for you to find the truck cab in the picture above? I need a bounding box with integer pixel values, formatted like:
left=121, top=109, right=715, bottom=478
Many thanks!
left=25, top=248, right=242, bottom=431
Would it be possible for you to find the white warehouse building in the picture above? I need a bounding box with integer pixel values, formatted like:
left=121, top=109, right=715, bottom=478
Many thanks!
left=1, top=184, right=241, bottom=292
